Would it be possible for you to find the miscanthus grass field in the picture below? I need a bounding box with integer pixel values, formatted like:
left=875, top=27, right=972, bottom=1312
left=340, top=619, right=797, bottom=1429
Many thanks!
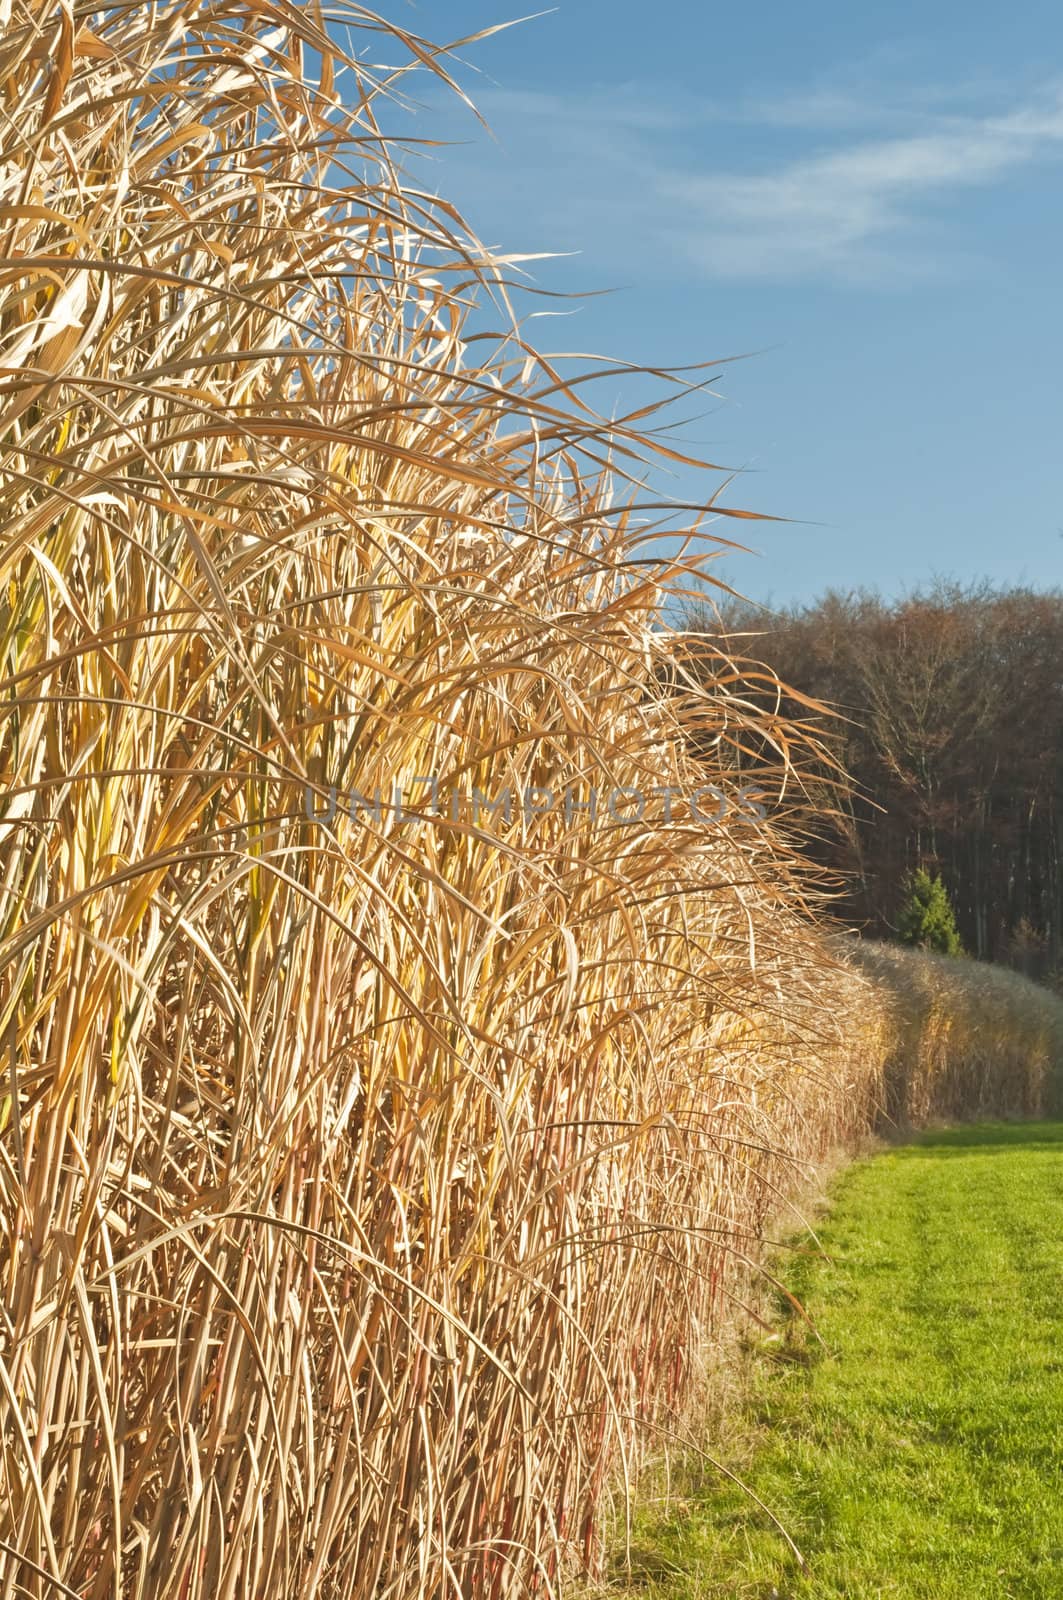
left=0, top=5, right=1061, bottom=1598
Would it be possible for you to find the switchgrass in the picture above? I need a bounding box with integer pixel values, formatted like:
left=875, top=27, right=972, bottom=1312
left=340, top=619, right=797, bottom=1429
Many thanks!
left=0, top=7, right=1055, bottom=1600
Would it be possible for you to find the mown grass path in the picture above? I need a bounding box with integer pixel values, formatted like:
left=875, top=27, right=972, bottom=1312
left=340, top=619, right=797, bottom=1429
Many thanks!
left=616, top=1123, right=1063, bottom=1599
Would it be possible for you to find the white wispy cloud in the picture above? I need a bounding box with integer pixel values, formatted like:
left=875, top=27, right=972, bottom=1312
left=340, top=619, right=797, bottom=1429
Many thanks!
left=413, top=78, right=1063, bottom=283
left=663, top=91, right=1063, bottom=278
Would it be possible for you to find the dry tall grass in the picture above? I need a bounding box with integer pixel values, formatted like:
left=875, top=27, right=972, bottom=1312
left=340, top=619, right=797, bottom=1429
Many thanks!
left=852, top=942, right=1063, bottom=1127
left=0, top=7, right=1057, bottom=1600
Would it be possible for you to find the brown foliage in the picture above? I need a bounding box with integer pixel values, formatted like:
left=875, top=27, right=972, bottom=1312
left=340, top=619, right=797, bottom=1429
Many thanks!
left=697, top=583, right=1063, bottom=971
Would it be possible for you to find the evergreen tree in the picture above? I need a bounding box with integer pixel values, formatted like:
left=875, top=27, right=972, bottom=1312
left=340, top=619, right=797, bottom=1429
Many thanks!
left=897, top=868, right=964, bottom=955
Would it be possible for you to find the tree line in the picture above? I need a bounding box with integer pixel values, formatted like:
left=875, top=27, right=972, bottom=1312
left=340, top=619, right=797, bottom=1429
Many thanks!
left=685, top=582, right=1063, bottom=980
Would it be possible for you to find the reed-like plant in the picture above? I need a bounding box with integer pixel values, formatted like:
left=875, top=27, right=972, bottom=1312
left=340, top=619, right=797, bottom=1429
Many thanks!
left=852, top=942, right=1063, bottom=1126
left=0, top=8, right=1055, bottom=1600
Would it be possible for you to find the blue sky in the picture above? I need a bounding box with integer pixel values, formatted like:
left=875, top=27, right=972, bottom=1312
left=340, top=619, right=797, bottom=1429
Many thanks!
left=365, top=2, right=1063, bottom=606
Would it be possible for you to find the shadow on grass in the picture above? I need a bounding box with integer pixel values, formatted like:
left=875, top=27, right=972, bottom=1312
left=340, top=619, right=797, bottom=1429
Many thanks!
left=883, top=1119, right=1063, bottom=1156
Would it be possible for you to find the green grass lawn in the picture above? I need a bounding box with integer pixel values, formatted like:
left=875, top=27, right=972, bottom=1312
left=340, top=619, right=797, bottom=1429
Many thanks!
left=610, top=1123, right=1063, bottom=1599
